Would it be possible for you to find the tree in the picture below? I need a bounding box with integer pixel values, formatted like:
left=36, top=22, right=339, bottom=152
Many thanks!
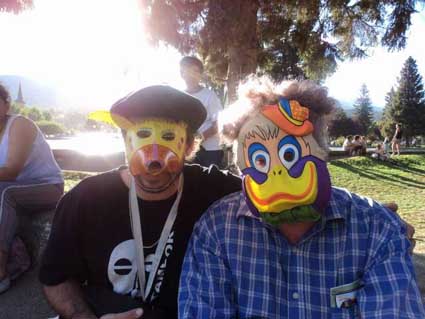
left=353, top=84, right=374, bottom=135
left=10, top=102, right=24, bottom=115
left=36, top=120, right=65, bottom=136
left=328, top=106, right=359, bottom=139
left=391, top=56, right=425, bottom=144
left=141, top=0, right=421, bottom=102
left=22, top=107, right=42, bottom=121
left=0, top=0, right=32, bottom=13
left=60, top=111, right=87, bottom=131
left=42, top=110, right=53, bottom=121
left=379, top=87, right=398, bottom=138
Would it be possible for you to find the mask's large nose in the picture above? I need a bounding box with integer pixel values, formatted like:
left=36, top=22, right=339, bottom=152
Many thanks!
left=146, top=159, right=164, bottom=175
left=129, top=144, right=181, bottom=176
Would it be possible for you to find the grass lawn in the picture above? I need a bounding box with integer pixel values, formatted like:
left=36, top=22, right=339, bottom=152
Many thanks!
left=63, top=154, right=425, bottom=253
left=329, top=154, right=425, bottom=254
left=64, top=170, right=93, bottom=192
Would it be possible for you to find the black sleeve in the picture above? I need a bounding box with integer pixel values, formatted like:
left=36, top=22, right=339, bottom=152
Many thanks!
left=200, top=165, right=242, bottom=205
left=39, top=188, right=88, bottom=286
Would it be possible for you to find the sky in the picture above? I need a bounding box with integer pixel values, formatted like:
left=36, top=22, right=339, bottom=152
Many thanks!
left=0, top=0, right=424, bottom=109
left=325, top=8, right=425, bottom=108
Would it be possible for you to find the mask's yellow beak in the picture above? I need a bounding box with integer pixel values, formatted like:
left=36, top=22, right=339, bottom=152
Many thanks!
left=244, top=161, right=318, bottom=213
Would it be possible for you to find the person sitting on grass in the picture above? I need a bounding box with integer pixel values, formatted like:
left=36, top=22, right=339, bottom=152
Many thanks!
left=360, top=136, right=367, bottom=155
left=411, top=137, right=417, bottom=147
left=342, top=135, right=353, bottom=154
left=351, top=135, right=364, bottom=156
left=371, top=143, right=388, bottom=161
left=0, top=83, right=64, bottom=294
left=179, top=77, right=424, bottom=318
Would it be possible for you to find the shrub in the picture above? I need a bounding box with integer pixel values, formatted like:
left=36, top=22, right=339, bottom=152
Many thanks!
left=330, top=136, right=345, bottom=147
left=36, top=120, right=65, bottom=136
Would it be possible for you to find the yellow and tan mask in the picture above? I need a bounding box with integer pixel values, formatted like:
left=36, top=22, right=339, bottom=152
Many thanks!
left=237, top=97, right=331, bottom=225
left=89, top=110, right=189, bottom=193
left=123, top=118, right=187, bottom=178
left=89, top=85, right=207, bottom=193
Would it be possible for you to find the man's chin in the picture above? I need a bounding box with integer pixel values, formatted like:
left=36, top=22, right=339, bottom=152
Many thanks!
left=134, top=174, right=180, bottom=194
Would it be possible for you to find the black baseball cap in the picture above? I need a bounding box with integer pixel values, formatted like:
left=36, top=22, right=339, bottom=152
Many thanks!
left=110, top=85, right=207, bottom=131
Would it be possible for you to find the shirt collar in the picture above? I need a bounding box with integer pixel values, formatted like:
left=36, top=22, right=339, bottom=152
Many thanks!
left=236, top=193, right=261, bottom=221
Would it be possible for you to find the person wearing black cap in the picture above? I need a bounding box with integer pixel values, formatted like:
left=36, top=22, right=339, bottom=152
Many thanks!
left=38, top=85, right=241, bottom=319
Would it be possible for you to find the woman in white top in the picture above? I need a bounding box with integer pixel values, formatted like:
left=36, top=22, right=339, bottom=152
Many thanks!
left=342, top=135, right=353, bottom=153
left=0, top=83, right=63, bottom=294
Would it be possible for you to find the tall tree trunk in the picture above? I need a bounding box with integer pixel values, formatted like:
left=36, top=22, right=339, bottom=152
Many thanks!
left=226, top=0, right=259, bottom=104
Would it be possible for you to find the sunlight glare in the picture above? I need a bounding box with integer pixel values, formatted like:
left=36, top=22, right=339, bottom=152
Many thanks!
left=0, top=0, right=183, bottom=109
left=47, top=131, right=125, bottom=155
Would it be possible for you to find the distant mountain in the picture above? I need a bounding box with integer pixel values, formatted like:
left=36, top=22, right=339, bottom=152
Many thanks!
left=0, top=75, right=60, bottom=108
left=337, top=100, right=383, bottom=121
left=343, top=107, right=383, bottom=121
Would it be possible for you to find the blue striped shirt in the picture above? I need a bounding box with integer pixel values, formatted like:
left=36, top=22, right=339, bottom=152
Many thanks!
left=179, top=187, right=425, bottom=318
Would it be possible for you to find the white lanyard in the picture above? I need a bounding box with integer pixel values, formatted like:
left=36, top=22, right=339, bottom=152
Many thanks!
left=129, top=175, right=183, bottom=301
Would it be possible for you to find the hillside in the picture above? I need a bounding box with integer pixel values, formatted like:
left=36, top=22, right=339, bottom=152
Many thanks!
left=338, top=100, right=383, bottom=120
left=343, top=106, right=383, bottom=121
left=0, top=75, right=60, bottom=108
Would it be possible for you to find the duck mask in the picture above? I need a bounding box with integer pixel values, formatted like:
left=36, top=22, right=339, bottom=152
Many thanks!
left=122, top=118, right=188, bottom=193
left=237, top=98, right=332, bottom=225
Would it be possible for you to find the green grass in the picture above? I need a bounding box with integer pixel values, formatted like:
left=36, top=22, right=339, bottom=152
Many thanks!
left=63, top=155, right=425, bottom=253
left=329, top=155, right=425, bottom=253
left=63, top=170, right=93, bottom=192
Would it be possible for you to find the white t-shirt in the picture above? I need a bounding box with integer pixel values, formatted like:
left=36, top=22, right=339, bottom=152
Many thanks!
left=190, top=87, right=223, bottom=151
left=342, top=139, right=351, bottom=151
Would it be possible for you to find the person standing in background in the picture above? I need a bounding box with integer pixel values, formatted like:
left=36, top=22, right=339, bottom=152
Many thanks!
left=383, top=136, right=390, bottom=154
left=392, top=123, right=403, bottom=156
left=0, top=83, right=63, bottom=294
left=180, top=56, right=224, bottom=168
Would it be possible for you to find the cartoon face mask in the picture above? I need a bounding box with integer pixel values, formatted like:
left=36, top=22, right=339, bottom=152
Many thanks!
left=237, top=98, right=331, bottom=225
left=123, top=118, right=188, bottom=184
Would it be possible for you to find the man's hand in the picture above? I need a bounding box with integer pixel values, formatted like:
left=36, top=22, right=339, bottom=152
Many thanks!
left=383, top=202, right=416, bottom=252
left=100, top=308, right=143, bottom=319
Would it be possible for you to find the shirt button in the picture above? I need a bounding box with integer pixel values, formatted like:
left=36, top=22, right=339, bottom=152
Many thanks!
left=292, top=292, right=300, bottom=300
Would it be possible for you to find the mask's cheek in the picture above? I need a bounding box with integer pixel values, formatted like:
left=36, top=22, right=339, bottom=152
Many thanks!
left=165, top=134, right=186, bottom=162
left=124, top=134, right=134, bottom=162
left=124, top=132, right=140, bottom=163
left=163, top=149, right=184, bottom=173
left=129, top=150, right=144, bottom=176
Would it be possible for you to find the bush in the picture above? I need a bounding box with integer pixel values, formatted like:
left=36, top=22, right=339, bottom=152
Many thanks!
left=36, top=120, right=65, bottom=136
left=330, top=136, right=345, bottom=147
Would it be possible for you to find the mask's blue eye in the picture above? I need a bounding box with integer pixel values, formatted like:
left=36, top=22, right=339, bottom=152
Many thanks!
left=248, top=143, right=270, bottom=174
left=278, top=136, right=301, bottom=170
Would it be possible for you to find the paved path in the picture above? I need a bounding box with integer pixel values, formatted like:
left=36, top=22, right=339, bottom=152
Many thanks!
left=0, top=265, right=55, bottom=319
